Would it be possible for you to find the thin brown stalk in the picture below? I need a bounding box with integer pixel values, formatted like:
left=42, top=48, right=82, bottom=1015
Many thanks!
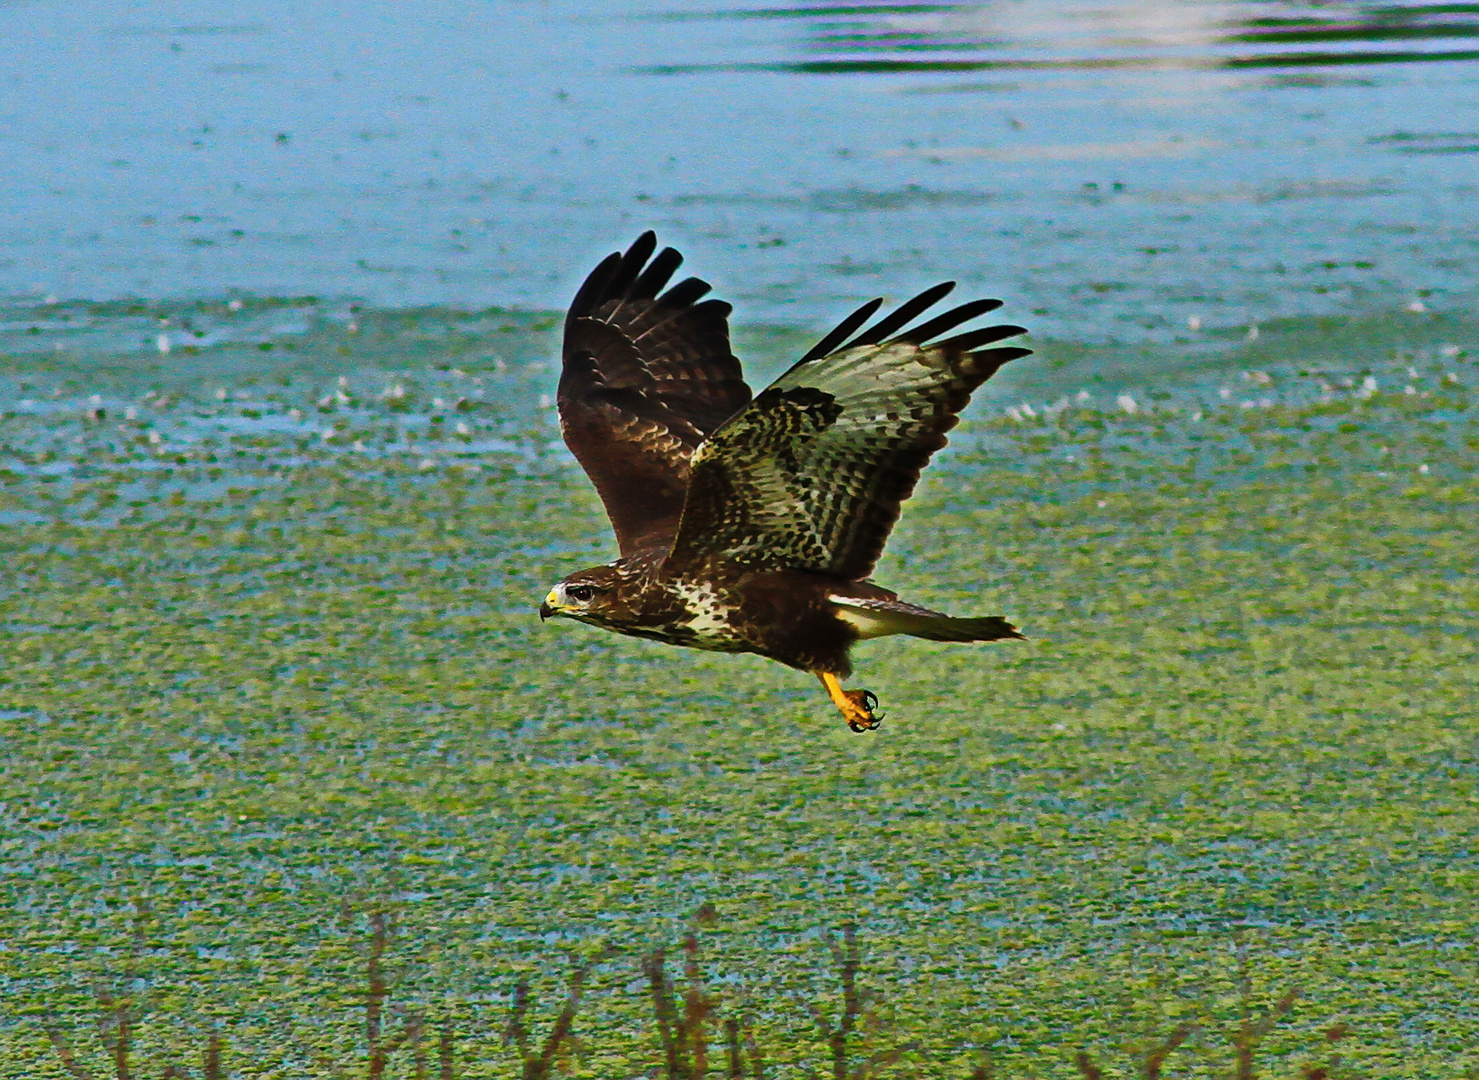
left=504, top=980, right=531, bottom=1059
left=44, top=1023, right=92, bottom=1080
left=508, top=960, right=594, bottom=1080
left=537, top=962, right=592, bottom=1079
left=644, top=950, right=681, bottom=1079
left=810, top=923, right=866, bottom=1080
left=836, top=923, right=861, bottom=1080
left=726, top=1018, right=743, bottom=1079
left=1075, top=1051, right=1105, bottom=1080
left=742, top=1017, right=765, bottom=1080
left=1143, top=1022, right=1195, bottom=1080
left=1234, top=990, right=1297, bottom=1080
left=804, top=922, right=905, bottom=1080
left=438, top=1022, right=455, bottom=1080
left=683, top=933, right=712, bottom=1079
left=413, top=1028, right=429, bottom=1080
left=204, top=1031, right=223, bottom=1080
left=112, top=1003, right=131, bottom=1080
left=366, top=910, right=391, bottom=1080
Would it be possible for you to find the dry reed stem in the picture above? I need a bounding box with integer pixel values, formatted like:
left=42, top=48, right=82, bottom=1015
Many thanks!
left=505, top=958, right=595, bottom=1079
left=1144, top=1022, right=1196, bottom=1079
left=1074, top=1050, right=1105, bottom=1080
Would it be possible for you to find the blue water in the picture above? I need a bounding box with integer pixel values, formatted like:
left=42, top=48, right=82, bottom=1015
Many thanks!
left=2, top=0, right=1477, bottom=344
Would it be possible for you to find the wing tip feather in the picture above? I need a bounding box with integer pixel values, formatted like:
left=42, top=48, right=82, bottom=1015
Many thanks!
left=570, top=233, right=730, bottom=325
left=802, top=284, right=1028, bottom=365
left=966, top=344, right=1033, bottom=374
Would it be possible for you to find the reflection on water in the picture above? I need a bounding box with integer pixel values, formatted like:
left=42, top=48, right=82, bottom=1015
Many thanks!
left=642, top=0, right=1479, bottom=74
left=1370, top=129, right=1479, bottom=152
left=0, top=0, right=1475, bottom=348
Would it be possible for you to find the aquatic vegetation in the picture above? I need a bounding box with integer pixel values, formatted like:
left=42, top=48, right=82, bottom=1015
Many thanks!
left=1, top=301, right=1475, bottom=1076
left=25, top=910, right=1322, bottom=1079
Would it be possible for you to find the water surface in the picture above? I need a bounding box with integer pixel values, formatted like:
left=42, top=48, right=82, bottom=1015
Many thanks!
left=2, top=0, right=1476, bottom=347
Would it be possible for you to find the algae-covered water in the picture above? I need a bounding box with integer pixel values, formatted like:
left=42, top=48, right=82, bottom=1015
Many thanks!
left=3, top=300, right=1476, bottom=1076
left=2, top=0, right=1479, bottom=1077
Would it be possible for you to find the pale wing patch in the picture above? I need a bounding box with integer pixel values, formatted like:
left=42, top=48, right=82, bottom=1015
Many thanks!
left=829, top=595, right=904, bottom=640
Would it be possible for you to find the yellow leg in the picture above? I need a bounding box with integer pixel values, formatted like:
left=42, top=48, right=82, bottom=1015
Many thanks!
left=816, top=672, right=881, bottom=733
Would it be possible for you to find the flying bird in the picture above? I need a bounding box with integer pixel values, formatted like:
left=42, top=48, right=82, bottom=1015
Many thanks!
left=540, top=232, right=1030, bottom=732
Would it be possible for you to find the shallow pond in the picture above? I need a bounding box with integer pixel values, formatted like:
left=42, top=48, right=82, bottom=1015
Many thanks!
left=3, top=2, right=1479, bottom=1076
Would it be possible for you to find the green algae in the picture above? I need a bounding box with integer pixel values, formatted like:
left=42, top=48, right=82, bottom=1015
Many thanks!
left=1, top=302, right=1476, bottom=1077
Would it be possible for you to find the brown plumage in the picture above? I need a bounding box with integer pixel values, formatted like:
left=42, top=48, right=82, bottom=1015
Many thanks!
left=540, top=232, right=1030, bottom=732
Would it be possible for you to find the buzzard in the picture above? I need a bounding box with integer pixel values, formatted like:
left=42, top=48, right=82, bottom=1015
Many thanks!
left=539, top=232, right=1030, bottom=732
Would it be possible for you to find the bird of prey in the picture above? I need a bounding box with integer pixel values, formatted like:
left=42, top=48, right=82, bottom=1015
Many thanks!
left=539, top=232, right=1030, bottom=732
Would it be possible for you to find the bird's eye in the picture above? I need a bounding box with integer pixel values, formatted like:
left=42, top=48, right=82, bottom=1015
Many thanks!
left=567, top=585, right=595, bottom=603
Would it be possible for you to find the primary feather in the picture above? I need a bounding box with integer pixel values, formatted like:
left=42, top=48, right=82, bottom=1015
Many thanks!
left=558, top=232, right=751, bottom=555
left=666, top=290, right=1029, bottom=579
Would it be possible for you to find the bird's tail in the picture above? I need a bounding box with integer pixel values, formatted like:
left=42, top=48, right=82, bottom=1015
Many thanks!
left=900, top=613, right=1023, bottom=642
left=830, top=595, right=1024, bottom=642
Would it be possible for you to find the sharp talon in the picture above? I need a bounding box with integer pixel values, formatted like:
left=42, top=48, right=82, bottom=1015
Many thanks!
left=818, top=673, right=885, bottom=734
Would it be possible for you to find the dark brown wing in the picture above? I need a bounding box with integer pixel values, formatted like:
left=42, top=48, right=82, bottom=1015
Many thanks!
left=665, top=284, right=1029, bottom=580
left=558, top=232, right=752, bottom=555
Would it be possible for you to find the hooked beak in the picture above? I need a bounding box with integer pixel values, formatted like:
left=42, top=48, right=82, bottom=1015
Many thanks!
left=539, top=602, right=554, bottom=622
left=539, top=588, right=561, bottom=622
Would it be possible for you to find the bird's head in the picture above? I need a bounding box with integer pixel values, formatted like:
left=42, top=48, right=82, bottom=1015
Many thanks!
left=539, top=565, right=624, bottom=626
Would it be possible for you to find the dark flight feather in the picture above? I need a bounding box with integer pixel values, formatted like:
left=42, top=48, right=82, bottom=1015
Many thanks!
left=934, top=323, right=1029, bottom=353
left=558, top=232, right=752, bottom=555
left=896, top=297, right=1008, bottom=346
left=796, top=297, right=884, bottom=364
left=841, top=281, right=959, bottom=349
left=667, top=286, right=1030, bottom=580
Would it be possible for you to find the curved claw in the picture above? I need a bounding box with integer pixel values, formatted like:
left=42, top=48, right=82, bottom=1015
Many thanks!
left=844, top=689, right=882, bottom=733
left=817, top=672, right=885, bottom=733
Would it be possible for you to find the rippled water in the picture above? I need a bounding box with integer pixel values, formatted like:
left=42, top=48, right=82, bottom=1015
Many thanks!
left=2, top=0, right=1477, bottom=348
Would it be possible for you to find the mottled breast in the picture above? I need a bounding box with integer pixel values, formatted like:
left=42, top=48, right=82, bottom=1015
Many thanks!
left=665, top=580, right=748, bottom=651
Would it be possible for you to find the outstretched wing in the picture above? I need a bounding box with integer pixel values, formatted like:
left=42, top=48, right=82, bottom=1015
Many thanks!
left=559, top=232, right=752, bottom=555
left=666, top=284, right=1029, bottom=579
